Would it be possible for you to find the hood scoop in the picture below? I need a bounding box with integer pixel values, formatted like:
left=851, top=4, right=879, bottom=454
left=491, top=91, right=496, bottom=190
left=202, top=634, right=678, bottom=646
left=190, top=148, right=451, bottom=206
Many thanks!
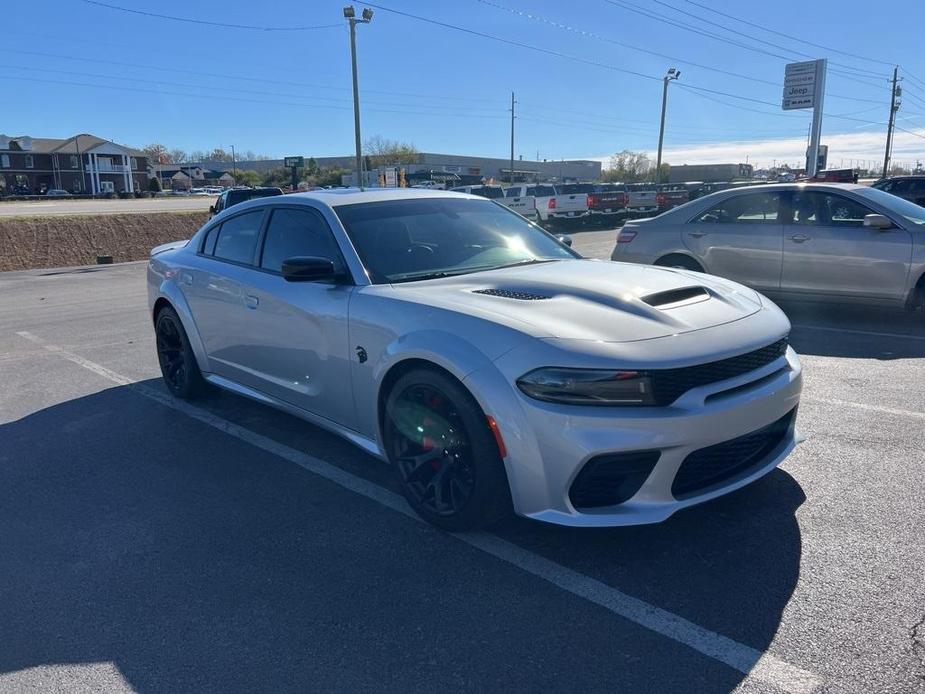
left=641, top=286, right=711, bottom=309
left=473, top=288, right=551, bottom=300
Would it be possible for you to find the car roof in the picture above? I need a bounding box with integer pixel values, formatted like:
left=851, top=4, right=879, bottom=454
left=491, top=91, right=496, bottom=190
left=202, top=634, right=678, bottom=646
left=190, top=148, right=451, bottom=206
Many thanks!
left=284, top=187, right=476, bottom=207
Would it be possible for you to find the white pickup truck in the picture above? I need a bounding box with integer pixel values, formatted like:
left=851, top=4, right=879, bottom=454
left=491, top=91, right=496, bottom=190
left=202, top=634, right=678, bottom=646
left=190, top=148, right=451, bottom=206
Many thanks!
left=451, top=185, right=538, bottom=220
left=505, top=184, right=589, bottom=227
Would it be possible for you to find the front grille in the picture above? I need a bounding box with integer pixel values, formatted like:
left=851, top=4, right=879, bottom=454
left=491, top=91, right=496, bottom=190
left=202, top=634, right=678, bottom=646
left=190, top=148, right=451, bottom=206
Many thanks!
left=473, top=288, right=551, bottom=300
left=650, top=338, right=788, bottom=406
left=671, top=409, right=795, bottom=499
left=569, top=451, right=660, bottom=509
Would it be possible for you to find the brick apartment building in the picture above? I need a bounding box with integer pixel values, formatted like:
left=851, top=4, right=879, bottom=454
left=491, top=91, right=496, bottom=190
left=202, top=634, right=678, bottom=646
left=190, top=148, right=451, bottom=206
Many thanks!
left=0, top=133, right=148, bottom=195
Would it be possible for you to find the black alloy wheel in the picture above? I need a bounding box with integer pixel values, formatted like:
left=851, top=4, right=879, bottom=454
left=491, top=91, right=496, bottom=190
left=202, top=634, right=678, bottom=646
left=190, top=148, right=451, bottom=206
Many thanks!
left=155, top=306, right=205, bottom=399
left=384, top=368, right=512, bottom=531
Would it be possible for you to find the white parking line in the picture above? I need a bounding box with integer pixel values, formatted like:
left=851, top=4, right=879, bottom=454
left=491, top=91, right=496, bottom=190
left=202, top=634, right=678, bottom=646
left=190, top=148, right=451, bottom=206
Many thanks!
left=16, top=330, right=824, bottom=694
left=805, top=397, right=925, bottom=420
left=791, top=323, right=925, bottom=341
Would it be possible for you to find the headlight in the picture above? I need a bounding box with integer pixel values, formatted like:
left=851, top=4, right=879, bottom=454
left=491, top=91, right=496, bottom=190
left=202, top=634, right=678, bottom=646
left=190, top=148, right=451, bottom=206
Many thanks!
left=516, top=368, right=655, bottom=406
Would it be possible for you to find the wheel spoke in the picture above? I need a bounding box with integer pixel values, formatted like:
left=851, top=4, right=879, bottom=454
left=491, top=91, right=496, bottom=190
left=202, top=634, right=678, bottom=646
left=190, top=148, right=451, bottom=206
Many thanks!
left=398, top=450, right=442, bottom=484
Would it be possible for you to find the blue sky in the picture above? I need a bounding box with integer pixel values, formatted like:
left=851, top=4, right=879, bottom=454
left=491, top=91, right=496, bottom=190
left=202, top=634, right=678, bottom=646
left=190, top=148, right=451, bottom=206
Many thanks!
left=6, top=0, right=925, bottom=169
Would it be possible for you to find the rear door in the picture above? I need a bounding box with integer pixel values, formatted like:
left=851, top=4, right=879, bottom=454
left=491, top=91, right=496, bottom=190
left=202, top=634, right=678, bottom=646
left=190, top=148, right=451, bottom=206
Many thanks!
left=683, top=191, right=785, bottom=292
left=780, top=189, right=912, bottom=300
left=502, top=186, right=535, bottom=217
left=183, top=208, right=268, bottom=381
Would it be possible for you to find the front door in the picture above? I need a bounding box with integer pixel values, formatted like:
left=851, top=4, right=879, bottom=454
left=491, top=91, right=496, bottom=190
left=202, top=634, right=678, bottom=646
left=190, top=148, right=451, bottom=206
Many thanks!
left=683, top=191, right=785, bottom=292
left=241, top=206, right=355, bottom=428
left=780, top=190, right=912, bottom=301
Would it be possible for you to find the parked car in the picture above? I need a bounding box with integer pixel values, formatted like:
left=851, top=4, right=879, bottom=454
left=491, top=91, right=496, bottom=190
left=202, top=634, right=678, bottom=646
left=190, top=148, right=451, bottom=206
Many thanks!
left=505, top=184, right=589, bottom=227
left=611, top=183, right=925, bottom=311
left=624, top=183, right=659, bottom=217
left=656, top=184, right=690, bottom=212
left=412, top=181, right=443, bottom=190
left=587, top=183, right=629, bottom=224
left=149, top=188, right=801, bottom=530
left=870, top=175, right=925, bottom=207
left=450, top=184, right=537, bottom=219
left=45, top=189, right=70, bottom=196
left=810, top=168, right=859, bottom=184
left=210, top=187, right=283, bottom=217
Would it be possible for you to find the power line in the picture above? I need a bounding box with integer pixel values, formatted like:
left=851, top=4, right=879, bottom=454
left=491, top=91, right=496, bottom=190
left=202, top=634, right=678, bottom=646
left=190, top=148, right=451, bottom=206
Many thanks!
left=79, top=0, right=341, bottom=31
left=474, top=0, right=883, bottom=105
left=362, top=2, right=661, bottom=83
left=0, top=74, right=508, bottom=120
left=0, top=47, right=500, bottom=103
left=0, top=62, right=507, bottom=113
left=682, top=0, right=895, bottom=68
left=606, top=0, right=889, bottom=84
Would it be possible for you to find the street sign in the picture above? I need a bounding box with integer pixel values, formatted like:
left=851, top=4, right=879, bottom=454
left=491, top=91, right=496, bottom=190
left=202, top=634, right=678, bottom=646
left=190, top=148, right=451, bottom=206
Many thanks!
left=284, top=156, right=304, bottom=168
left=384, top=168, right=398, bottom=187
left=782, top=60, right=824, bottom=110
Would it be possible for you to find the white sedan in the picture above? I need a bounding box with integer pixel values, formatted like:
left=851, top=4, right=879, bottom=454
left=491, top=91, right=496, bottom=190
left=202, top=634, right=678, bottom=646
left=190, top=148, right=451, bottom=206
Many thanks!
left=148, top=189, right=802, bottom=530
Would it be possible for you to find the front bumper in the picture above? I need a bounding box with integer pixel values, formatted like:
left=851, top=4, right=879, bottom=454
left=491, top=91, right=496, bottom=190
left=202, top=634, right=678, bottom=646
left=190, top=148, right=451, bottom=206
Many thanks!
left=467, top=345, right=802, bottom=527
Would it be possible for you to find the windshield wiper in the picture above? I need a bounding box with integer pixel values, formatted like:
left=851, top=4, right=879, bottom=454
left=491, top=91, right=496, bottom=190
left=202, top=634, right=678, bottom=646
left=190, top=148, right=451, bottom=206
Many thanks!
left=390, top=258, right=560, bottom=284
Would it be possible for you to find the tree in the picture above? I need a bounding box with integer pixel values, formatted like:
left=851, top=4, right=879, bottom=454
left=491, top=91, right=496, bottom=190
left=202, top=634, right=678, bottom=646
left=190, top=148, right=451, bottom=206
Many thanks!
left=306, top=157, right=319, bottom=175
left=234, top=170, right=262, bottom=187
left=602, top=150, right=654, bottom=183
left=207, top=148, right=233, bottom=162
left=148, top=177, right=162, bottom=192
left=189, top=150, right=206, bottom=163
left=364, top=135, right=419, bottom=167
left=168, top=148, right=188, bottom=164
left=142, top=143, right=170, bottom=165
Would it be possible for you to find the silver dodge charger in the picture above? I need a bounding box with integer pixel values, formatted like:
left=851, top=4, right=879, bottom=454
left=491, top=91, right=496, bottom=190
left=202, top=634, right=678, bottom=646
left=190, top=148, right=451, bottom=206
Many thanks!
left=148, top=189, right=802, bottom=530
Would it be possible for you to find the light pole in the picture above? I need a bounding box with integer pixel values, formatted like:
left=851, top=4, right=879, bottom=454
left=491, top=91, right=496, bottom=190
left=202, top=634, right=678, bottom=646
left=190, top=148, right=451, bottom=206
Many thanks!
left=231, top=144, right=237, bottom=183
left=344, top=5, right=373, bottom=190
left=655, top=67, right=680, bottom=184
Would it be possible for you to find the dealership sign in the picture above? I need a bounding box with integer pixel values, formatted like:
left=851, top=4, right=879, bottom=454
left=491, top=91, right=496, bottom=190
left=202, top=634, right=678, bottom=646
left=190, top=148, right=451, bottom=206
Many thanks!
left=782, top=60, right=825, bottom=110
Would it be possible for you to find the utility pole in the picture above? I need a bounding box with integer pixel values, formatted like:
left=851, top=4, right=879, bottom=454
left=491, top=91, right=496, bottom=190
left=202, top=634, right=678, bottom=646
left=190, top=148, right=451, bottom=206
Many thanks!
left=656, top=68, right=680, bottom=184
left=882, top=66, right=900, bottom=178
left=344, top=6, right=373, bottom=189
left=509, top=91, right=516, bottom=185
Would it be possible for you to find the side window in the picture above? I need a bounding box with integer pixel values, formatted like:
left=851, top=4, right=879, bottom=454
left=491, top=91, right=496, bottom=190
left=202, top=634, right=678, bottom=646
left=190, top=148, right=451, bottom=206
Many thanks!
left=201, top=225, right=220, bottom=255
left=213, top=210, right=264, bottom=264
left=260, top=208, right=343, bottom=273
left=505, top=187, right=520, bottom=198
left=791, top=192, right=874, bottom=227
left=694, top=193, right=780, bottom=225
left=525, top=187, right=538, bottom=196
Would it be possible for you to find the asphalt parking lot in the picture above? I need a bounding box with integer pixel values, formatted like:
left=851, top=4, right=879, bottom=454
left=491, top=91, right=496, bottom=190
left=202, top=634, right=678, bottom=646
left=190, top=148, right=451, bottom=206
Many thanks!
left=0, top=196, right=213, bottom=217
left=1, top=228, right=923, bottom=693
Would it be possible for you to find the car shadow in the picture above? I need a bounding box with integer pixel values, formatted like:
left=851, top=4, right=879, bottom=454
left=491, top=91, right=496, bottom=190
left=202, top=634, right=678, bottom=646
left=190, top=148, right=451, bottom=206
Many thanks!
left=778, top=300, right=925, bottom=359
left=0, top=381, right=804, bottom=692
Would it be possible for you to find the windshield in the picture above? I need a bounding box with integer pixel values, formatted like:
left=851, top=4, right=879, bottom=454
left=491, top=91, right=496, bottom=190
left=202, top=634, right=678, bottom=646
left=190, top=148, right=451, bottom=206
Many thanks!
left=335, top=197, right=578, bottom=283
left=855, top=187, right=925, bottom=226
left=557, top=183, right=595, bottom=194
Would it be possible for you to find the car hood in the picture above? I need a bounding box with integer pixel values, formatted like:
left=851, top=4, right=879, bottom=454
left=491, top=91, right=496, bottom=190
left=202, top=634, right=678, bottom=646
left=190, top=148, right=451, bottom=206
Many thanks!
left=391, top=259, right=763, bottom=343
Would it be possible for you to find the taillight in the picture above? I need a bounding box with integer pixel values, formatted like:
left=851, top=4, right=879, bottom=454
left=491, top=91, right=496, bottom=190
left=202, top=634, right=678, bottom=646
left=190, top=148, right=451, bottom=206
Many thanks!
left=548, top=198, right=557, bottom=209
left=618, top=229, right=637, bottom=243
left=656, top=193, right=666, bottom=205
left=586, top=194, right=592, bottom=208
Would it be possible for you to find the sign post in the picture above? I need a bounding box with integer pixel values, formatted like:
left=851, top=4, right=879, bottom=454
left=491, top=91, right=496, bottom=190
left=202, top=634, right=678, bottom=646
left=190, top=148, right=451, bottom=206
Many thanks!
left=284, top=156, right=304, bottom=191
left=783, top=59, right=826, bottom=178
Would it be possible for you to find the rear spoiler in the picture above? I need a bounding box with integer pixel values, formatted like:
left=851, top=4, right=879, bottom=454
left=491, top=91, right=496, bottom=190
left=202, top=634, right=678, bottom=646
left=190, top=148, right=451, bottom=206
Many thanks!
left=150, top=240, right=189, bottom=257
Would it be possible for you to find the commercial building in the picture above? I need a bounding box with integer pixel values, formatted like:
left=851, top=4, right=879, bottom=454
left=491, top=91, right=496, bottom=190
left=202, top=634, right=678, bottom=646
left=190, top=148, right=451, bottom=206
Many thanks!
left=206, top=152, right=602, bottom=184
left=0, top=134, right=148, bottom=195
left=668, top=163, right=754, bottom=183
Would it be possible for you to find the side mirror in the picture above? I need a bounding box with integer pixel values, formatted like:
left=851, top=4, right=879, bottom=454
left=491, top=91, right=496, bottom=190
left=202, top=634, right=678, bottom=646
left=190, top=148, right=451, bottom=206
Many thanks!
left=863, top=213, right=893, bottom=230
left=556, top=234, right=573, bottom=247
left=281, top=256, right=340, bottom=282
left=208, top=205, right=215, bottom=215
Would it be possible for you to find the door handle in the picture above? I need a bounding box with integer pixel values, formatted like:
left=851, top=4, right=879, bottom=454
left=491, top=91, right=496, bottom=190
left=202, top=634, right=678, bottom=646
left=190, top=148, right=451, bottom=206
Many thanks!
left=244, top=294, right=259, bottom=310
left=688, top=231, right=708, bottom=238
left=790, top=234, right=810, bottom=243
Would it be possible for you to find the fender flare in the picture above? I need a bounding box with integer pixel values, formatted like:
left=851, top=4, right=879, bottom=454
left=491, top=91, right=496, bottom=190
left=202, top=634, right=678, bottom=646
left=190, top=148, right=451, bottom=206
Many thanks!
left=154, top=281, right=210, bottom=373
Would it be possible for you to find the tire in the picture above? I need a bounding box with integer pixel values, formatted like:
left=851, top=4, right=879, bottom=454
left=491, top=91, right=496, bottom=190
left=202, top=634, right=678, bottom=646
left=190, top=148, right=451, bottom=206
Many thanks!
left=155, top=305, right=206, bottom=399
left=383, top=367, right=512, bottom=531
left=654, top=254, right=704, bottom=273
